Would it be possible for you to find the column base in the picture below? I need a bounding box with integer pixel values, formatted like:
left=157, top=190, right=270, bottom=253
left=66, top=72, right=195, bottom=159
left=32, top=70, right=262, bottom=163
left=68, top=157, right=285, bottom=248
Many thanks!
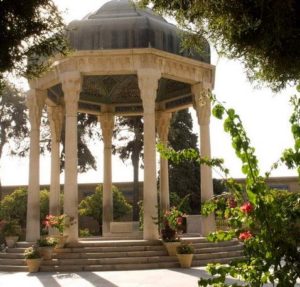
left=201, top=214, right=216, bottom=236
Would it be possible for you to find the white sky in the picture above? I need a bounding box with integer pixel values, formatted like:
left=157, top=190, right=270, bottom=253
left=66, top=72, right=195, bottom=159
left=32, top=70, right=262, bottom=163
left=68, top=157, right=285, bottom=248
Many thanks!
left=1, top=0, right=297, bottom=186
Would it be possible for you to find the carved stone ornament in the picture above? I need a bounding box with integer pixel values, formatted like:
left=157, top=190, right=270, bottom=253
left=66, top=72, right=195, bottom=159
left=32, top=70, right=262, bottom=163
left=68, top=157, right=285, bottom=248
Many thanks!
left=27, top=89, right=47, bottom=129
left=138, top=69, right=161, bottom=114
left=156, top=112, right=172, bottom=143
left=98, top=113, right=114, bottom=144
left=192, top=83, right=212, bottom=125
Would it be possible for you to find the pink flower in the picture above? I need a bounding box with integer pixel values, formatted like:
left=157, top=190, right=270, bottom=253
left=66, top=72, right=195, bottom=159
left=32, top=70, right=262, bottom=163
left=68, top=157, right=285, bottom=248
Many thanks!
left=239, top=231, right=253, bottom=241
left=240, top=202, right=253, bottom=214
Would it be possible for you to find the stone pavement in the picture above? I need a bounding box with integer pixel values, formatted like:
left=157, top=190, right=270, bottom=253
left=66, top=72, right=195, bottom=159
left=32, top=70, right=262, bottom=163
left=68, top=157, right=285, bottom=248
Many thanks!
left=0, top=267, right=299, bottom=287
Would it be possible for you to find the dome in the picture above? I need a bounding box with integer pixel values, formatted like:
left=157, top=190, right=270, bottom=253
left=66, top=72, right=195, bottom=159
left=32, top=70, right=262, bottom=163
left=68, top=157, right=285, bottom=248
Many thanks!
left=67, top=0, right=210, bottom=63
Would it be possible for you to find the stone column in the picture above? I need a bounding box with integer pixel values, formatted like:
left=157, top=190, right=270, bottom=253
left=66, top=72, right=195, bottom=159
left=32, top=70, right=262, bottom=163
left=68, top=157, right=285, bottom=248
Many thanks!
left=98, top=113, right=114, bottom=235
left=26, top=89, right=46, bottom=241
left=61, top=72, right=81, bottom=243
left=47, top=104, right=64, bottom=226
left=156, top=112, right=172, bottom=214
left=192, top=83, right=216, bottom=236
left=138, top=69, right=161, bottom=240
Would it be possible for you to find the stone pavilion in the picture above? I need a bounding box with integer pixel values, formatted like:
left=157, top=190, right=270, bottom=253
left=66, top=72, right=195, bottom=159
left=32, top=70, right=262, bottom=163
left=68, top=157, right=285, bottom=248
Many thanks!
left=26, top=0, right=216, bottom=243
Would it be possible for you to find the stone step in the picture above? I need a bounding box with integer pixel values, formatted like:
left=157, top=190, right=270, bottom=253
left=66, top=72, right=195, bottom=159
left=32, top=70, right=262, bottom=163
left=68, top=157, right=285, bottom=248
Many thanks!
left=193, top=256, right=244, bottom=266
left=54, top=245, right=164, bottom=253
left=53, top=250, right=167, bottom=259
left=0, top=252, right=24, bottom=259
left=74, top=239, right=161, bottom=247
left=194, top=244, right=243, bottom=253
left=42, top=255, right=176, bottom=266
left=0, top=238, right=244, bottom=272
left=0, top=258, right=26, bottom=265
left=0, top=265, right=28, bottom=272
left=194, top=250, right=244, bottom=260
left=40, top=261, right=179, bottom=272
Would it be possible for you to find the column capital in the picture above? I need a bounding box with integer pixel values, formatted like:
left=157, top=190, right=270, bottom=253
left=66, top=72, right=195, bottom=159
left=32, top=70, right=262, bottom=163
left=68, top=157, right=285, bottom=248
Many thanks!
left=138, top=69, right=161, bottom=114
left=192, top=83, right=211, bottom=126
left=156, top=111, right=172, bottom=143
left=60, top=72, right=81, bottom=116
left=27, top=89, right=46, bottom=128
left=98, top=113, right=114, bottom=144
left=47, top=104, right=64, bottom=143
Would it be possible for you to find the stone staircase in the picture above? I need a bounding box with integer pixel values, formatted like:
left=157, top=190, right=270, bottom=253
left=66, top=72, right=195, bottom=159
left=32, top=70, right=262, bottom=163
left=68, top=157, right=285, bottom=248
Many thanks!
left=0, top=238, right=244, bottom=272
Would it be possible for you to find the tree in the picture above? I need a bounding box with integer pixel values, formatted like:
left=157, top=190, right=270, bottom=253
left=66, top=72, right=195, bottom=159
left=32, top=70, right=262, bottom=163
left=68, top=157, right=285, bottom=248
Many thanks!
left=113, top=116, right=143, bottom=220
left=0, top=81, right=28, bottom=199
left=0, top=188, right=51, bottom=229
left=0, top=0, right=68, bottom=86
left=78, top=184, right=132, bottom=234
left=140, top=0, right=300, bottom=91
left=168, top=109, right=200, bottom=213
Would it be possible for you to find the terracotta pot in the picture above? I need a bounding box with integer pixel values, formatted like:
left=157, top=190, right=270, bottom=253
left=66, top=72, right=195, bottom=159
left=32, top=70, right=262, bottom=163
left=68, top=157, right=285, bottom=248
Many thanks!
left=54, top=235, right=68, bottom=248
left=26, top=258, right=42, bottom=273
left=163, top=241, right=180, bottom=256
left=5, top=236, right=19, bottom=248
left=38, top=246, right=54, bottom=260
left=177, top=253, right=194, bottom=268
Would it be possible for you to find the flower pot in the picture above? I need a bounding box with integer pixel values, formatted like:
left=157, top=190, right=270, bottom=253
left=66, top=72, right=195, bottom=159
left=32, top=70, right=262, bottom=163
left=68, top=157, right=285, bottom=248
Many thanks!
left=26, top=258, right=42, bottom=273
left=177, top=253, right=194, bottom=268
left=54, top=235, right=68, bottom=248
left=5, top=236, right=19, bottom=248
left=163, top=241, right=180, bottom=256
left=38, top=246, right=54, bottom=260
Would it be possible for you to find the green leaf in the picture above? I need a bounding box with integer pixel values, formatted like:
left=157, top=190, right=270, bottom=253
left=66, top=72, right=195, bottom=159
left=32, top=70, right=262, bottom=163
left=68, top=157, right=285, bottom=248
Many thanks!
left=246, top=189, right=257, bottom=204
left=212, top=104, right=225, bottom=119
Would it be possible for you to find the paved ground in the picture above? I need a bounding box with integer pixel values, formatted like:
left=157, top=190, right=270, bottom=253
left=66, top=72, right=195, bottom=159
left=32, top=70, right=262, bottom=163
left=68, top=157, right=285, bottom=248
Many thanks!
left=1, top=267, right=300, bottom=287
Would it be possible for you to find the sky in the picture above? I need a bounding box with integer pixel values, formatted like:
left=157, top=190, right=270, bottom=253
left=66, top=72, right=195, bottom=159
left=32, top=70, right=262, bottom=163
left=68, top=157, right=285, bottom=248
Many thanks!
left=1, top=0, right=298, bottom=186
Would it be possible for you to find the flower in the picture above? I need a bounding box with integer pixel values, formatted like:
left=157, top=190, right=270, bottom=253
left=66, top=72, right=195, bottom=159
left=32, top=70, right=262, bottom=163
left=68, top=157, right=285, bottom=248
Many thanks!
left=176, top=217, right=183, bottom=225
left=42, top=214, right=75, bottom=235
left=24, top=246, right=41, bottom=259
left=240, top=202, right=253, bottom=214
left=239, top=231, right=253, bottom=241
left=228, top=198, right=237, bottom=208
left=161, top=207, right=185, bottom=242
left=176, top=242, right=194, bottom=254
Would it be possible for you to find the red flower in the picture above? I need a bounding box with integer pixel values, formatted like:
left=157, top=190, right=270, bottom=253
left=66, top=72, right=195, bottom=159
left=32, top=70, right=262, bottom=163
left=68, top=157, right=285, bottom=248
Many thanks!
left=240, top=202, right=253, bottom=214
left=228, top=198, right=237, bottom=208
left=176, top=217, right=183, bottom=225
left=239, top=231, right=253, bottom=241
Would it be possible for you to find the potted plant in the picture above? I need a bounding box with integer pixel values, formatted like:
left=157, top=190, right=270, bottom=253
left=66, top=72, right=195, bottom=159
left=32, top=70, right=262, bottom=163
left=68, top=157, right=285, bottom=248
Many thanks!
left=24, top=246, right=42, bottom=272
left=0, top=219, right=22, bottom=248
left=42, top=214, right=75, bottom=248
left=176, top=241, right=194, bottom=268
left=37, top=237, right=57, bottom=260
left=161, top=207, right=185, bottom=256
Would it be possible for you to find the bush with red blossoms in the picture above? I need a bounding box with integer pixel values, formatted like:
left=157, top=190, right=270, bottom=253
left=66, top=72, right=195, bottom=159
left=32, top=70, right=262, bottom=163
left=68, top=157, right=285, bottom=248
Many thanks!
left=43, top=214, right=75, bottom=235
left=161, top=207, right=185, bottom=241
left=159, top=94, right=300, bottom=286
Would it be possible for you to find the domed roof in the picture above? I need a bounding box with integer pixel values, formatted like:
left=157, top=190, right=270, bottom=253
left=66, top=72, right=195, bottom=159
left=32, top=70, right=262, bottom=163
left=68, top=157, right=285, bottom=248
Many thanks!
left=67, top=0, right=210, bottom=63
